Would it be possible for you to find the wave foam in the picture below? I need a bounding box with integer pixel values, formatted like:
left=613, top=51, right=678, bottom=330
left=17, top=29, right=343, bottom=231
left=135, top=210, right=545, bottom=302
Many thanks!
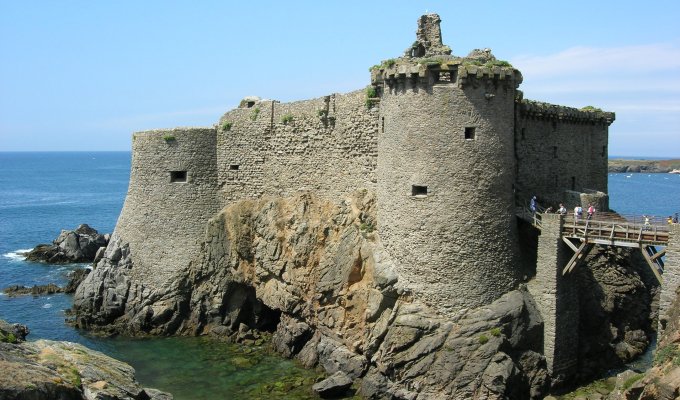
left=2, top=249, right=32, bottom=261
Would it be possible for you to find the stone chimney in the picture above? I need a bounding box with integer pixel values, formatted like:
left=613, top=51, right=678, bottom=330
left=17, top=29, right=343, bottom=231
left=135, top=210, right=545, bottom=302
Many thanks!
left=404, top=13, right=452, bottom=58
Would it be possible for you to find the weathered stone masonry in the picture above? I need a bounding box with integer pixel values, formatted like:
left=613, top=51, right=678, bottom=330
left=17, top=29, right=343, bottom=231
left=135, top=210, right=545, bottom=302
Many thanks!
left=114, top=14, right=616, bottom=327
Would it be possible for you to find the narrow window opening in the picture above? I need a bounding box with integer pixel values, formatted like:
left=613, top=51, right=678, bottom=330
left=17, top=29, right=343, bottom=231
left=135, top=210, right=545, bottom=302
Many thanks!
left=412, top=185, right=428, bottom=197
left=601, top=145, right=606, bottom=157
left=552, top=120, right=557, bottom=131
left=553, top=146, right=558, bottom=159
left=571, top=176, right=576, bottom=191
left=170, top=170, right=187, bottom=183
left=229, top=165, right=240, bottom=171
left=381, top=117, right=385, bottom=133
left=521, top=128, right=526, bottom=140
left=464, top=127, right=476, bottom=140
left=246, top=101, right=255, bottom=108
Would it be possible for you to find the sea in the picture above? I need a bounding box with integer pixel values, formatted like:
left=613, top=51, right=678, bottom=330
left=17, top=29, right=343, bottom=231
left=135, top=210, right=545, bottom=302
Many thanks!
left=0, top=152, right=679, bottom=398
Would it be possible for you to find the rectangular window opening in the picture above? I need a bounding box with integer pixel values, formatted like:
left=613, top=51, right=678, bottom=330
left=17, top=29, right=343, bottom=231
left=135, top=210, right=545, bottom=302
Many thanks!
left=601, top=145, right=606, bottom=157
left=412, top=185, right=428, bottom=197
left=229, top=164, right=240, bottom=171
left=553, top=146, right=558, bottom=159
left=464, top=127, right=476, bottom=140
left=571, top=176, right=576, bottom=191
left=521, top=128, right=526, bottom=140
left=381, top=117, right=385, bottom=133
left=170, top=170, right=187, bottom=183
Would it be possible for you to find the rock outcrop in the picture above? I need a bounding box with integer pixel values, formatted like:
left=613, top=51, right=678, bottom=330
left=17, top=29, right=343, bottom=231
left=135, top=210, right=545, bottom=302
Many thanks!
left=576, top=247, right=658, bottom=380
left=24, top=224, right=109, bottom=264
left=73, top=191, right=551, bottom=398
left=0, top=320, right=171, bottom=400
left=3, top=268, right=90, bottom=297
left=603, top=285, right=680, bottom=399
left=71, top=191, right=658, bottom=398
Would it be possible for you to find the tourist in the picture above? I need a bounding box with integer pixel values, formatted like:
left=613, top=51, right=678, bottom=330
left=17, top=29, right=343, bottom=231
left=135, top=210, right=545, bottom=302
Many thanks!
left=643, top=215, right=651, bottom=230
left=587, top=204, right=595, bottom=220
left=674, top=213, right=678, bottom=224
left=668, top=216, right=673, bottom=225
left=544, top=207, right=553, bottom=214
left=558, top=203, right=567, bottom=215
left=530, top=196, right=537, bottom=214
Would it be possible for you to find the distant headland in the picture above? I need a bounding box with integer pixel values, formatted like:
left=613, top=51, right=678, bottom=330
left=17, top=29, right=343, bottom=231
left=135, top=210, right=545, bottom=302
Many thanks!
left=608, top=158, right=680, bottom=173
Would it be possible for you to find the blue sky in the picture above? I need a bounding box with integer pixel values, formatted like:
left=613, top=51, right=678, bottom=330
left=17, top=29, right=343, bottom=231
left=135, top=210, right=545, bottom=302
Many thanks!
left=1, top=1, right=679, bottom=157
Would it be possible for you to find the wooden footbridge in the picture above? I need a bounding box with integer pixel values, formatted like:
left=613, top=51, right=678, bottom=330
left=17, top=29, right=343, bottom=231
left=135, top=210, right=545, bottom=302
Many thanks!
left=517, top=206, right=670, bottom=282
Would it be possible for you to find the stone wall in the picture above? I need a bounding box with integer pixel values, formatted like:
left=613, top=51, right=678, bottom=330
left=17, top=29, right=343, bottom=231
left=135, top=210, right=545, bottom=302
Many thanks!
left=114, top=128, right=219, bottom=291
left=374, top=63, right=522, bottom=316
left=516, top=100, right=613, bottom=209
left=660, top=224, right=680, bottom=332
left=528, top=214, right=579, bottom=383
left=216, top=90, right=378, bottom=207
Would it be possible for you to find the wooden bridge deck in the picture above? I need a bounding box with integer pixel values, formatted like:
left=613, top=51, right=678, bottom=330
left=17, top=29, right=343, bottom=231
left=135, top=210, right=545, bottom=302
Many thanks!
left=517, top=207, right=671, bottom=281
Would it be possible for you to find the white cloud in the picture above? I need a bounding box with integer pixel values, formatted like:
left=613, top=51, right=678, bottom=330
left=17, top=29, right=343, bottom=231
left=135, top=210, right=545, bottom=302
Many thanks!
left=511, top=43, right=680, bottom=77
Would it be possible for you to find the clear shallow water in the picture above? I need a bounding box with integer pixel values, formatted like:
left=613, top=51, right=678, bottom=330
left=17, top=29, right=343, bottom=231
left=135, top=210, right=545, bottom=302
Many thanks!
left=1, top=153, right=678, bottom=398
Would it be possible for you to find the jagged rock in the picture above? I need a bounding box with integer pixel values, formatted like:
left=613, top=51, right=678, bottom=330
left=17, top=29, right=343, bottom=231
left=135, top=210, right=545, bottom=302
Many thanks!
left=64, top=268, right=90, bottom=294
left=0, top=320, right=29, bottom=342
left=3, top=283, right=63, bottom=297
left=71, top=190, right=658, bottom=399
left=576, top=246, right=657, bottom=380
left=24, top=224, right=109, bottom=264
left=0, top=320, right=172, bottom=400
left=312, top=371, right=353, bottom=398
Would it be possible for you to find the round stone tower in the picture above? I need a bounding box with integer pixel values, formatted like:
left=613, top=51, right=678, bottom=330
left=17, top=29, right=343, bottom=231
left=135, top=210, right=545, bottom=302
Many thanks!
left=372, top=14, right=524, bottom=316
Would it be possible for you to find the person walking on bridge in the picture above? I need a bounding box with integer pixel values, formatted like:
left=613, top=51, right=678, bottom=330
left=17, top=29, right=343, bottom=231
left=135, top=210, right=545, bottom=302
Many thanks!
left=558, top=203, right=567, bottom=216
left=587, top=204, right=595, bottom=220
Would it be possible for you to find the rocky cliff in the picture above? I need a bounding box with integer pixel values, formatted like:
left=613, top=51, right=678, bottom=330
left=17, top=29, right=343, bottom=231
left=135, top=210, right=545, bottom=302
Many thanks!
left=72, top=191, right=658, bottom=398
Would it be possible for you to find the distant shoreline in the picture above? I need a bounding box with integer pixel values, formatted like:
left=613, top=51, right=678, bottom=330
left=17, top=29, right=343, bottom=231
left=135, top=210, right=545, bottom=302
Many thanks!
left=609, top=158, right=680, bottom=173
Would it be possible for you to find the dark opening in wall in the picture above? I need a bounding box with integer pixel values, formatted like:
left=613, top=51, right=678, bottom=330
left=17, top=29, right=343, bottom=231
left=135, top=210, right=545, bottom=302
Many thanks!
left=553, top=146, right=558, bottom=158
left=464, top=127, right=476, bottom=140
left=602, top=145, right=606, bottom=157
left=412, top=185, right=428, bottom=196
left=571, top=176, right=576, bottom=191
left=246, top=101, right=255, bottom=108
left=170, top=171, right=187, bottom=183
left=229, top=165, right=239, bottom=171
left=381, top=117, right=385, bottom=133
left=521, top=128, right=526, bottom=140
left=552, top=120, right=557, bottom=131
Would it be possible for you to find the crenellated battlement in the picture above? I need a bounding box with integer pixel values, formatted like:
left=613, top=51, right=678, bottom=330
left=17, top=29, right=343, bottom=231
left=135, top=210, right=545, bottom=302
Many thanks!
left=520, top=99, right=615, bottom=125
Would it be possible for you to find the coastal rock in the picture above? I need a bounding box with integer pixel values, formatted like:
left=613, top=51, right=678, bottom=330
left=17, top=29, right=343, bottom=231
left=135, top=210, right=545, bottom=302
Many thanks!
left=0, top=320, right=29, bottom=342
left=71, top=190, right=658, bottom=399
left=0, top=320, right=172, bottom=400
left=24, top=224, right=109, bottom=264
left=312, top=371, right=353, bottom=398
left=3, top=283, right=63, bottom=297
left=576, top=246, right=658, bottom=380
left=72, top=191, right=553, bottom=397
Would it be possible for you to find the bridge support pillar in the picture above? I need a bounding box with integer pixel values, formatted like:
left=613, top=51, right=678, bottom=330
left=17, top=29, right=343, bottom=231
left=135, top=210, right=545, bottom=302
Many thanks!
left=659, top=225, right=680, bottom=333
left=528, top=214, right=579, bottom=384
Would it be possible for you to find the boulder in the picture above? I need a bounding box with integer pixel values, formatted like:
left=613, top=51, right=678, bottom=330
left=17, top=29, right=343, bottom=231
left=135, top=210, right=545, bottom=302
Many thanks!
left=0, top=319, right=172, bottom=400
left=24, top=224, right=109, bottom=264
left=312, top=371, right=353, bottom=398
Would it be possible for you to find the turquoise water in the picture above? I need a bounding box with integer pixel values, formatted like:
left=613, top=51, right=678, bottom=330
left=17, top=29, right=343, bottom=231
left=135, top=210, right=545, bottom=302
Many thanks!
left=0, top=152, right=678, bottom=398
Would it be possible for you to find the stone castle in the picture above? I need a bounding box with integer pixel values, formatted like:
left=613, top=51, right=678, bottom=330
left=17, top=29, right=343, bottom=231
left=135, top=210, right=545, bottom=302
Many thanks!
left=116, top=14, right=615, bottom=318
